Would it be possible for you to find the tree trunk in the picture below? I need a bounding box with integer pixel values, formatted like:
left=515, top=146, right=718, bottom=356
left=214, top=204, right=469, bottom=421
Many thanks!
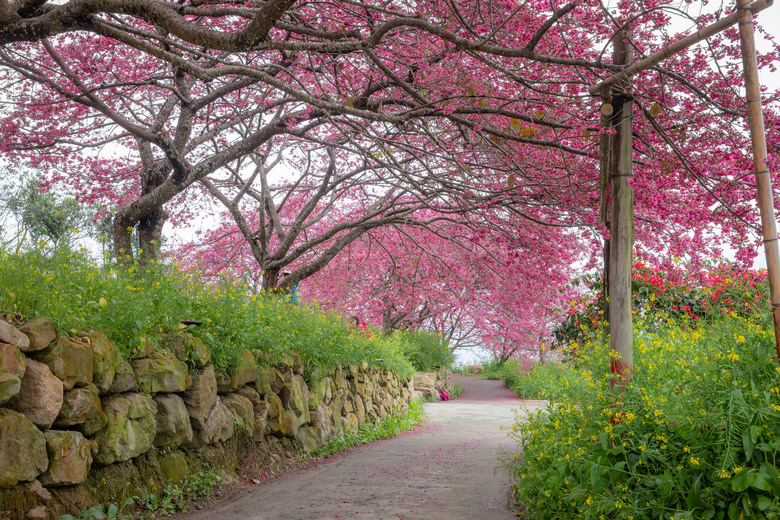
left=112, top=213, right=135, bottom=268
left=262, top=268, right=280, bottom=293
left=112, top=160, right=169, bottom=269
left=138, top=207, right=166, bottom=266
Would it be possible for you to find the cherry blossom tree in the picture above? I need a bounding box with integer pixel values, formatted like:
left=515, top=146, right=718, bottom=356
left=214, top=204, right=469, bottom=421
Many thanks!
left=1, top=0, right=779, bottom=358
left=297, top=211, right=578, bottom=353
left=3, top=1, right=777, bottom=270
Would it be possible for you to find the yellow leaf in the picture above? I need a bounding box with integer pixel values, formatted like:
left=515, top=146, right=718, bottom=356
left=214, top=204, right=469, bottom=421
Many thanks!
left=98, top=297, right=107, bottom=307
left=649, top=103, right=661, bottom=117
left=519, top=127, right=537, bottom=138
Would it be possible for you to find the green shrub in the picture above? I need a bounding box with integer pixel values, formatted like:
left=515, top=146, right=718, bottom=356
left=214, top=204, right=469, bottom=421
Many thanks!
left=307, top=400, right=423, bottom=459
left=506, top=316, right=780, bottom=519
left=393, top=329, right=454, bottom=372
left=479, top=360, right=506, bottom=380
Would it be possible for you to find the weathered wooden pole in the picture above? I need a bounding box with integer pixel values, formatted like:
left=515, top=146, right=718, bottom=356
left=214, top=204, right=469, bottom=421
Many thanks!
left=608, top=32, right=634, bottom=388
left=737, top=0, right=780, bottom=359
left=599, top=93, right=612, bottom=335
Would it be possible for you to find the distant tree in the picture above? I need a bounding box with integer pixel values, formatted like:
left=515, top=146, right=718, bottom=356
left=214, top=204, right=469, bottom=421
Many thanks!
left=0, top=172, right=88, bottom=250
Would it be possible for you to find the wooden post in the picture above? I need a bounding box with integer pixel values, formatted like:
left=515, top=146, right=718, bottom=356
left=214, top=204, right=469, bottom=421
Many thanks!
left=608, top=32, right=634, bottom=388
left=600, top=93, right=612, bottom=335
left=737, top=0, right=780, bottom=360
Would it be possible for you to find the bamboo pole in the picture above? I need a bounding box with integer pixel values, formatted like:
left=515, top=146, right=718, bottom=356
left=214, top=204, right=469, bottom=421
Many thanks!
left=589, top=0, right=773, bottom=96
left=737, top=0, right=780, bottom=360
left=609, top=32, right=634, bottom=388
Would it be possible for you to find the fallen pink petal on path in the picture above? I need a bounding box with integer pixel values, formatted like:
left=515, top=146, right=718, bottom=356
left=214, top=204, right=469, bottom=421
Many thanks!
left=173, top=376, right=547, bottom=520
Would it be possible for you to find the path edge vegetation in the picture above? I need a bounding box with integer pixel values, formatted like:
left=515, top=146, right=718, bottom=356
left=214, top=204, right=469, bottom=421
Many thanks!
left=0, top=248, right=453, bottom=380
left=490, top=264, right=780, bottom=519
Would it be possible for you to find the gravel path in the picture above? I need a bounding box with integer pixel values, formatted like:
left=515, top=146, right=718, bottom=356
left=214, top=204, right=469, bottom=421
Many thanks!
left=177, top=375, right=547, bottom=520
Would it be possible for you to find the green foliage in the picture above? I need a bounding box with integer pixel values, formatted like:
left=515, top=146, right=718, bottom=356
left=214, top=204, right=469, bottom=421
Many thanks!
left=392, top=329, right=454, bottom=372
left=57, top=497, right=134, bottom=520
left=132, top=470, right=222, bottom=518
left=496, top=358, right=592, bottom=401
left=505, top=316, right=780, bottom=519
left=308, top=400, right=423, bottom=459
left=2, top=177, right=89, bottom=249
left=450, top=382, right=465, bottom=399
left=478, top=359, right=509, bottom=380
left=57, top=470, right=222, bottom=520
left=0, top=248, right=413, bottom=378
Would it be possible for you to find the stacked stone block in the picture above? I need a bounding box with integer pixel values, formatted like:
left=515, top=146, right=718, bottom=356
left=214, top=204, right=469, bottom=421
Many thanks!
left=0, top=318, right=416, bottom=520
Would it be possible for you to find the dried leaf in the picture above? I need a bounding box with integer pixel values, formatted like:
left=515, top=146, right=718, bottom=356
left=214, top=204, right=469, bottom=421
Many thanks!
left=508, top=174, right=516, bottom=188
left=519, top=127, right=537, bottom=138
left=649, top=103, right=661, bottom=117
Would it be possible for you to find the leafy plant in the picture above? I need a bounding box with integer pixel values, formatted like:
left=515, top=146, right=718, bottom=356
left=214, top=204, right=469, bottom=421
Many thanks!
left=448, top=381, right=465, bottom=399
left=57, top=497, right=134, bottom=520
left=554, top=263, right=769, bottom=347
left=0, top=248, right=414, bottom=379
left=394, top=329, right=454, bottom=372
left=505, top=315, right=780, bottom=519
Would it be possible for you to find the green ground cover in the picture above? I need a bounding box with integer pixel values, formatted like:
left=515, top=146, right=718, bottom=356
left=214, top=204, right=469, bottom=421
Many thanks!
left=0, top=248, right=442, bottom=380
left=501, top=266, right=780, bottom=519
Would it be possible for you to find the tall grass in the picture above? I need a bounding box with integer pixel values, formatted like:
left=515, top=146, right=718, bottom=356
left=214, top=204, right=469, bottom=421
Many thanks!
left=390, top=329, right=454, bottom=372
left=0, top=248, right=413, bottom=378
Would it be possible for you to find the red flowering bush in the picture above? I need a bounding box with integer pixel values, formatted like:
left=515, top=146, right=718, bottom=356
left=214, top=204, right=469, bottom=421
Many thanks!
left=554, top=262, right=769, bottom=347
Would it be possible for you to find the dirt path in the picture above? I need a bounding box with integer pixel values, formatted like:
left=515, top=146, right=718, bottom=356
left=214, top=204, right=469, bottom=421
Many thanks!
left=177, top=375, right=546, bottom=520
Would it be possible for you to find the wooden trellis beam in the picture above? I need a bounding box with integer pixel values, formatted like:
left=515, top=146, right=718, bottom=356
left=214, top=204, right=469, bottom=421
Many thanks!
left=589, top=0, right=774, bottom=96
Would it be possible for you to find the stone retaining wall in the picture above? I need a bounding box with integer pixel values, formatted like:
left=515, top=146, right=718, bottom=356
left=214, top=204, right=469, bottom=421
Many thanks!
left=410, top=368, right=454, bottom=400
left=0, top=319, right=416, bottom=520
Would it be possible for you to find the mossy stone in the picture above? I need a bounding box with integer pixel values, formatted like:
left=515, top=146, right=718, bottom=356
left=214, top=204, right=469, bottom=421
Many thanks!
left=216, top=350, right=257, bottom=393
left=19, top=318, right=56, bottom=352
left=0, top=409, right=48, bottom=487
left=78, top=331, right=120, bottom=394
left=34, top=336, right=93, bottom=390
left=132, top=351, right=188, bottom=395
left=158, top=452, right=189, bottom=484
left=0, top=342, right=26, bottom=405
left=93, top=393, right=157, bottom=465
